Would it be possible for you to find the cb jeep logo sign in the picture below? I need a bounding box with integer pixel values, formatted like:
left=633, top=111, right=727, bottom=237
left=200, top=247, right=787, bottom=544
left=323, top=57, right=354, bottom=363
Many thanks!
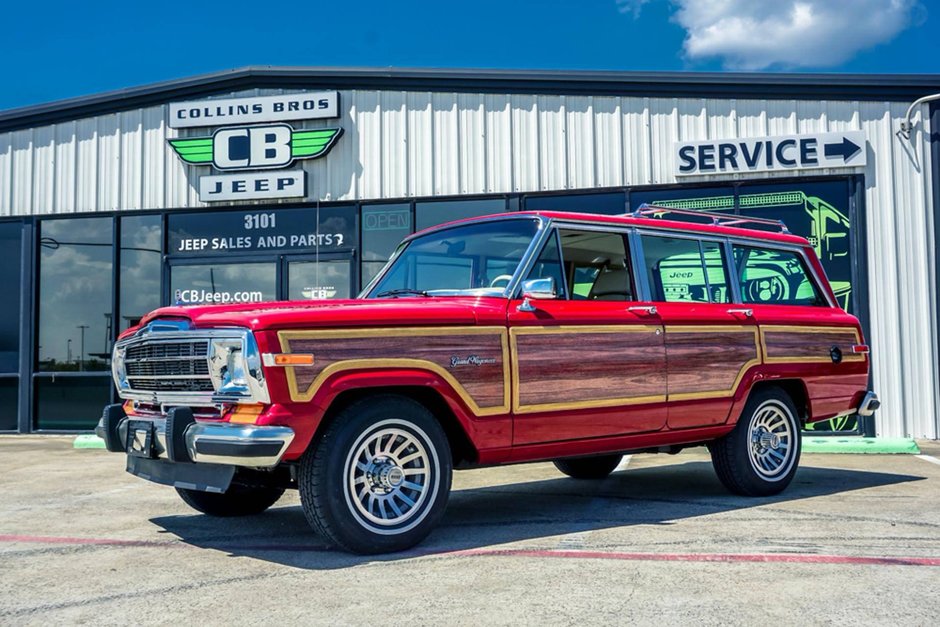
left=168, top=124, right=343, bottom=171
left=166, top=91, right=342, bottom=201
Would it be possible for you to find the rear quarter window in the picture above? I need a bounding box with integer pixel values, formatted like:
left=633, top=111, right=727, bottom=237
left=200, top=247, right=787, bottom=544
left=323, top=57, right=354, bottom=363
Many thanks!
left=733, top=245, right=827, bottom=306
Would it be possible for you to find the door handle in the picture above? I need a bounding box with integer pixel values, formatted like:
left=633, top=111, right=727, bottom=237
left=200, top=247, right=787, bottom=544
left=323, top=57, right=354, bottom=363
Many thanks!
left=727, top=308, right=753, bottom=317
left=628, top=305, right=658, bottom=315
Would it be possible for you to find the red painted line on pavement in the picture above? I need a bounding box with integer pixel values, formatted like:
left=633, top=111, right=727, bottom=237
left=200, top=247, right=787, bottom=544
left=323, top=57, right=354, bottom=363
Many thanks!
left=447, top=548, right=940, bottom=567
left=3, top=534, right=938, bottom=567
left=0, top=534, right=179, bottom=548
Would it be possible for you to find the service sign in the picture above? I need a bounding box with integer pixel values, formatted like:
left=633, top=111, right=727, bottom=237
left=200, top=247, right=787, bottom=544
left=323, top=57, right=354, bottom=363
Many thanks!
left=169, top=91, right=339, bottom=128
left=675, top=131, right=866, bottom=176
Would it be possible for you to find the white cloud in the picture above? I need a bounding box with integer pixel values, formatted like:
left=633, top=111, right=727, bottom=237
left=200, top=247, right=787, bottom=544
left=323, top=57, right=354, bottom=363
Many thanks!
left=617, top=0, right=652, bottom=18
left=669, top=0, right=922, bottom=70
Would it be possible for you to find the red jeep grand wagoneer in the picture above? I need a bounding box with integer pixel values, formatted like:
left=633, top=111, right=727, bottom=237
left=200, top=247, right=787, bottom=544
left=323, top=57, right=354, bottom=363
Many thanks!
left=97, top=206, right=878, bottom=554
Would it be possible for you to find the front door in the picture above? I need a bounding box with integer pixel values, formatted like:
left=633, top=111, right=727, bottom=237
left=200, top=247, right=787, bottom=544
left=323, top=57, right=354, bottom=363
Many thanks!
left=508, top=227, right=667, bottom=445
left=636, top=232, right=760, bottom=430
left=167, top=253, right=356, bottom=305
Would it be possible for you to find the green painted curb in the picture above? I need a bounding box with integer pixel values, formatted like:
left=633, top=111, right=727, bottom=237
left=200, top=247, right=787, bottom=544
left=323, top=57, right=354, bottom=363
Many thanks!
left=73, top=434, right=106, bottom=449
left=801, top=436, right=920, bottom=454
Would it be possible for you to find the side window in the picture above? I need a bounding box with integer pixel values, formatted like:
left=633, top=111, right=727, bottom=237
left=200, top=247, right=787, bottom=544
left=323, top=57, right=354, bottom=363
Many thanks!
left=641, top=235, right=731, bottom=303
left=733, top=245, right=826, bottom=306
left=523, top=228, right=635, bottom=301
left=523, top=230, right=567, bottom=298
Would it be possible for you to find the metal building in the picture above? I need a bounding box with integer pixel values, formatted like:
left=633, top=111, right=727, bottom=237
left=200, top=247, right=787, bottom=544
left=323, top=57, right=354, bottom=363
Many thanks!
left=0, top=67, right=937, bottom=438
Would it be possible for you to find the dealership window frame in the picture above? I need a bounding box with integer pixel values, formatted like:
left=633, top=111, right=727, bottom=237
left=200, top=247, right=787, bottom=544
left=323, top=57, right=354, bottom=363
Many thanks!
left=4, top=174, right=870, bottom=433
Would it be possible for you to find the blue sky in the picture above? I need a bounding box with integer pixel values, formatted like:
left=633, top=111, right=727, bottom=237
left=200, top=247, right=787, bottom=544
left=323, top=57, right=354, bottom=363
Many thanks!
left=3, top=0, right=937, bottom=111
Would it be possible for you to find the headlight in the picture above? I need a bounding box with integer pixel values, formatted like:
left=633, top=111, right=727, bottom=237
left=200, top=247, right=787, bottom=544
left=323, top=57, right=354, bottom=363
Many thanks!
left=207, top=332, right=269, bottom=403
left=112, top=345, right=129, bottom=393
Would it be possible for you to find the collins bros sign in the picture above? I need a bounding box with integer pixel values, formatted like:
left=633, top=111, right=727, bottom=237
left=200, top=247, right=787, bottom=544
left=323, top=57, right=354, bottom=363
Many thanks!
left=166, top=91, right=342, bottom=201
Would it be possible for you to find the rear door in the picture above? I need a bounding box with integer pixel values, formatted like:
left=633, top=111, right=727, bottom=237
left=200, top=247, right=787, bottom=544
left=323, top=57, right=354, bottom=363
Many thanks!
left=730, top=242, right=868, bottom=419
left=636, top=232, right=761, bottom=429
left=508, top=225, right=667, bottom=445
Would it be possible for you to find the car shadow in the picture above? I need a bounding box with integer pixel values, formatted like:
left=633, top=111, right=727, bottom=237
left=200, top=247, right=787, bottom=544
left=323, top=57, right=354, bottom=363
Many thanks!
left=149, top=460, right=925, bottom=570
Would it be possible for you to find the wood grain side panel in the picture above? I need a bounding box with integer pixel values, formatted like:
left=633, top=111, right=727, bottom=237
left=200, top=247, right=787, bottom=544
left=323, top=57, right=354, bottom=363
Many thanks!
left=762, top=327, right=863, bottom=363
left=665, top=328, right=760, bottom=398
left=282, top=330, right=507, bottom=411
left=513, top=328, right=666, bottom=412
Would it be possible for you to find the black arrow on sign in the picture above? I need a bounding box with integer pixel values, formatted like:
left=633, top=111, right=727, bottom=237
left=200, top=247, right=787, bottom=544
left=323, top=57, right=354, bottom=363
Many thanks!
left=824, top=137, right=862, bottom=161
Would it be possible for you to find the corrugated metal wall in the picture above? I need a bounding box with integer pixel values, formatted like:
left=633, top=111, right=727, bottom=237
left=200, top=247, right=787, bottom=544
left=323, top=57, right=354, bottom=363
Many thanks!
left=0, top=89, right=935, bottom=438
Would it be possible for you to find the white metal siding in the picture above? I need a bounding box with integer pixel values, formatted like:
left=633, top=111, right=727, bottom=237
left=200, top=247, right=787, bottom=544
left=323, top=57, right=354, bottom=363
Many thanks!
left=0, top=89, right=935, bottom=438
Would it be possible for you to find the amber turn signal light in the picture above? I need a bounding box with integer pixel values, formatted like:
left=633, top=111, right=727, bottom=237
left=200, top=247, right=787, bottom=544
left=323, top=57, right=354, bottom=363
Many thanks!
left=273, top=353, right=315, bottom=366
left=228, top=404, right=264, bottom=424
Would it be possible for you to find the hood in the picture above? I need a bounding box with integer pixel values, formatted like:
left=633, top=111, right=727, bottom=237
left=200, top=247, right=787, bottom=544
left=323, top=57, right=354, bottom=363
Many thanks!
left=132, top=297, right=509, bottom=335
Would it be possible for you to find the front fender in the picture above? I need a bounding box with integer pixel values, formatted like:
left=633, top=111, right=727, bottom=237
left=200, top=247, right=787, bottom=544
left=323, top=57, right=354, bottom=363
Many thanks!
left=273, top=366, right=512, bottom=460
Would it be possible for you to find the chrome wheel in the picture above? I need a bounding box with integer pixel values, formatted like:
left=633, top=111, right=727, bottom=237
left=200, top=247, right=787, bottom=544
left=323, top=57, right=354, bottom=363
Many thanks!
left=747, top=400, right=796, bottom=481
left=343, top=419, right=439, bottom=534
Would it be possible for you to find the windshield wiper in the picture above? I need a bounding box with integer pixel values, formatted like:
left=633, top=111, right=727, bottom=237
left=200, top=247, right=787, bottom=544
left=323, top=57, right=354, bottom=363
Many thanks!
left=375, top=288, right=431, bottom=298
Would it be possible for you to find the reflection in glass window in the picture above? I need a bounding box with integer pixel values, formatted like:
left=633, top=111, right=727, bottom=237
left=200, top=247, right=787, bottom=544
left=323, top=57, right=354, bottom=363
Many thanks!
left=736, top=181, right=852, bottom=311
left=120, top=215, right=163, bottom=330
left=525, top=192, right=625, bottom=215
left=362, top=204, right=412, bottom=289
left=733, top=245, right=824, bottom=306
left=289, top=261, right=352, bottom=300
left=170, top=263, right=276, bottom=305
left=0, top=222, right=22, bottom=373
left=415, top=199, right=506, bottom=231
left=642, top=235, right=730, bottom=304
left=630, top=187, right=735, bottom=213
left=0, top=378, right=16, bottom=431
left=34, top=376, right=111, bottom=430
left=38, top=218, right=113, bottom=372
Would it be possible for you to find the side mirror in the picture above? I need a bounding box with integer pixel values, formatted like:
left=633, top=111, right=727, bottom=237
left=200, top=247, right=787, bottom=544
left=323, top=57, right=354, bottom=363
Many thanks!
left=517, top=277, right=557, bottom=312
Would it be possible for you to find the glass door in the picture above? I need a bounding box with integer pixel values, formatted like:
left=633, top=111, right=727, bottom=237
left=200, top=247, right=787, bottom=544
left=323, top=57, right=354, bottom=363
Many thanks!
left=283, top=253, right=356, bottom=301
left=168, top=258, right=278, bottom=306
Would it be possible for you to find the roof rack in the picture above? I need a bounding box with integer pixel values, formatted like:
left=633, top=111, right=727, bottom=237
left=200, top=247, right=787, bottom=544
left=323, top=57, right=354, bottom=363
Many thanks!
left=629, top=203, right=790, bottom=234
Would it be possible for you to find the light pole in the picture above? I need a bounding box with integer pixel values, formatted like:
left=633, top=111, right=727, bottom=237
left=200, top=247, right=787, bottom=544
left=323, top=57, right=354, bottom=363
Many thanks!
left=67, top=339, right=72, bottom=366
left=77, top=325, right=89, bottom=372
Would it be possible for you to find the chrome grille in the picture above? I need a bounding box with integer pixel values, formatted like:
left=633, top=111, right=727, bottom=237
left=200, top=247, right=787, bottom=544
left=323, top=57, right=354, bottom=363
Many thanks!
left=123, top=339, right=214, bottom=394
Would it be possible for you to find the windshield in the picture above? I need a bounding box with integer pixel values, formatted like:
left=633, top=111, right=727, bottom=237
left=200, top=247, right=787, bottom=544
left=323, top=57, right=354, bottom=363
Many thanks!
left=367, top=218, right=539, bottom=297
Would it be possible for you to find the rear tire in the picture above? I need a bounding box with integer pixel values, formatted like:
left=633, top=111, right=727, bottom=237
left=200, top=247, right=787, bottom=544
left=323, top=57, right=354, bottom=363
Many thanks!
left=176, top=484, right=284, bottom=517
left=553, top=454, right=623, bottom=479
left=710, top=387, right=802, bottom=496
left=298, top=395, right=452, bottom=554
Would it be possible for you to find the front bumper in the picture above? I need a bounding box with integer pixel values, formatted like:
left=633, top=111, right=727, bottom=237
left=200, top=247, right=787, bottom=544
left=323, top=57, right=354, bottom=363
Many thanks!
left=96, top=409, right=294, bottom=469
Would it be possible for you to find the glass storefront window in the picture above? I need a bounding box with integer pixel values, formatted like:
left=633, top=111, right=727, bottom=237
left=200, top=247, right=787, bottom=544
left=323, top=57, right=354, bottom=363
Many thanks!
left=0, top=378, right=16, bottom=431
left=288, top=260, right=352, bottom=300
left=38, top=218, right=113, bottom=372
left=524, top=192, right=626, bottom=215
left=168, top=206, right=356, bottom=258
left=415, top=198, right=506, bottom=231
left=120, top=215, right=163, bottom=330
left=736, top=181, right=853, bottom=312
left=170, top=262, right=277, bottom=305
left=362, top=204, right=412, bottom=289
left=34, top=376, right=111, bottom=430
left=0, top=222, right=22, bottom=373
left=629, top=186, right=736, bottom=213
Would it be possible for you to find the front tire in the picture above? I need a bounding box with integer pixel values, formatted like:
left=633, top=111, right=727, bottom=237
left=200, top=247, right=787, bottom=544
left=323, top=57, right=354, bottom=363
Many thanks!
left=176, top=484, right=284, bottom=517
left=553, top=454, right=623, bottom=479
left=710, top=387, right=802, bottom=496
left=299, top=395, right=452, bottom=554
